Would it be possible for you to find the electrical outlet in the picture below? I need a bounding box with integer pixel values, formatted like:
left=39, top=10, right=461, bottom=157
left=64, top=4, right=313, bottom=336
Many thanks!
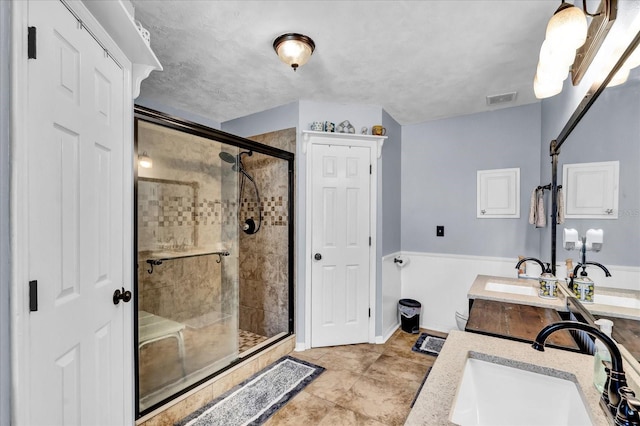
left=437, top=226, right=444, bottom=237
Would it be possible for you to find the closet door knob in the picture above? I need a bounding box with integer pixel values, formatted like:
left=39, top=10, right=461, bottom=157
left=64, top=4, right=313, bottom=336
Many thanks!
left=314, top=253, right=322, bottom=261
left=113, top=287, right=132, bottom=305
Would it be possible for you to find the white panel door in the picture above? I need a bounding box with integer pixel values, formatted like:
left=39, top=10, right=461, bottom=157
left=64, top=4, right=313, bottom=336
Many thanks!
left=27, top=1, right=127, bottom=424
left=311, top=144, right=370, bottom=347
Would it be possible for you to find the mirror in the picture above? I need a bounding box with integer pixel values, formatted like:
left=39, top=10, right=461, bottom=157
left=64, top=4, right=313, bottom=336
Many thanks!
left=544, top=37, right=640, bottom=365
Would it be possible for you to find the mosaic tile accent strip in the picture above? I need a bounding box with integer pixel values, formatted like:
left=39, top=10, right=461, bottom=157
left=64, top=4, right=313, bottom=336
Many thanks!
left=240, top=196, right=288, bottom=227
left=197, top=199, right=237, bottom=226
left=139, top=179, right=238, bottom=228
left=138, top=180, right=197, bottom=228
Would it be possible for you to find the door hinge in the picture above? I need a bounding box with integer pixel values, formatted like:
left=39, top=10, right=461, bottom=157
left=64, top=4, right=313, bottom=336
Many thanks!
left=369, top=236, right=372, bottom=246
left=368, top=308, right=371, bottom=318
left=28, top=26, right=37, bottom=59
left=370, top=164, right=372, bottom=174
left=29, top=280, right=38, bottom=312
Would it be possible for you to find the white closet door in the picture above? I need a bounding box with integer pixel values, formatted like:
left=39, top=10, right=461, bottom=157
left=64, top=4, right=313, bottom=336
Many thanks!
left=310, top=144, right=371, bottom=347
left=26, top=1, right=127, bottom=424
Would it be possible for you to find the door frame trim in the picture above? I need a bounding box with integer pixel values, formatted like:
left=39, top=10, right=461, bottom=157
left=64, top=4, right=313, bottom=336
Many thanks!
left=10, top=1, right=135, bottom=423
left=303, top=131, right=385, bottom=349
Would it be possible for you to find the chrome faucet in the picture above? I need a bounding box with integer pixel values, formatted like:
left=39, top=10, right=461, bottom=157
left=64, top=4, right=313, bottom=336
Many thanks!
left=515, top=257, right=553, bottom=280
left=515, top=257, right=544, bottom=279
left=570, top=261, right=612, bottom=290
left=532, top=321, right=639, bottom=425
left=515, top=257, right=544, bottom=272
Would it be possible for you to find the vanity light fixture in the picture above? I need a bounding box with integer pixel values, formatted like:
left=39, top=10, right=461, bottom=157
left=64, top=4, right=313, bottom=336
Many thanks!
left=138, top=151, right=153, bottom=169
left=534, top=0, right=617, bottom=99
left=606, top=42, right=640, bottom=87
left=546, top=2, right=588, bottom=49
left=273, top=33, right=315, bottom=71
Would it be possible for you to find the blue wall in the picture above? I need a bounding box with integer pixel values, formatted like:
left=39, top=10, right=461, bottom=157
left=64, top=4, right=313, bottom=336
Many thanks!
left=221, top=101, right=298, bottom=137
left=381, top=109, right=402, bottom=255
left=540, top=77, right=640, bottom=266
left=402, top=103, right=543, bottom=259
left=221, top=100, right=397, bottom=341
left=134, top=58, right=639, bottom=350
left=378, top=110, right=401, bottom=333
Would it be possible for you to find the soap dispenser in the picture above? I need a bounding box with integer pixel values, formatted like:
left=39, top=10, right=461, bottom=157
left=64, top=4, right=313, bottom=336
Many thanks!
left=594, top=318, right=614, bottom=394
left=573, top=267, right=595, bottom=303
left=538, top=263, right=559, bottom=299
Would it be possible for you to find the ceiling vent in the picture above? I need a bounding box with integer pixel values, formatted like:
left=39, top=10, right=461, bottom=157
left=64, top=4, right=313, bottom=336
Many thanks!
left=486, top=92, right=517, bottom=106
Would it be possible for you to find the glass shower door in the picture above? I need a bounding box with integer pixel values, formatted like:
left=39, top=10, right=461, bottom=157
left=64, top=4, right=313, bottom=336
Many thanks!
left=135, top=118, right=239, bottom=414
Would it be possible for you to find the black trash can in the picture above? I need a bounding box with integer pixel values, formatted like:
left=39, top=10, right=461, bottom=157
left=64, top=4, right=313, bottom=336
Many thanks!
left=398, top=298, right=421, bottom=334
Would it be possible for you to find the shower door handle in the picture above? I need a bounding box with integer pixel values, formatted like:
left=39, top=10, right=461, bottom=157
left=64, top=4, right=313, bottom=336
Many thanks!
left=113, top=287, right=132, bottom=305
left=314, top=253, right=322, bottom=261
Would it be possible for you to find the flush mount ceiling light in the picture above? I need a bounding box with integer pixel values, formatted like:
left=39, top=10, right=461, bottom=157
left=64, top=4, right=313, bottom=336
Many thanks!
left=273, top=33, right=315, bottom=71
left=138, top=151, right=153, bottom=169
left=534, top=0, right=617, bottom=99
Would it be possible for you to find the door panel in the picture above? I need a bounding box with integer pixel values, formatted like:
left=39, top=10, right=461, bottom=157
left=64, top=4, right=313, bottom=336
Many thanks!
left=27, top=1, right=126, bottom=424
left=311, top=144, right=370, bottom=347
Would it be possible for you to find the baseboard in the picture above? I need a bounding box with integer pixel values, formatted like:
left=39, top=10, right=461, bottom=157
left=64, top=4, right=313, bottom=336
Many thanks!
left=376, top=322, right=399, bottom=344
left=294, top=342, right=307, bottom=352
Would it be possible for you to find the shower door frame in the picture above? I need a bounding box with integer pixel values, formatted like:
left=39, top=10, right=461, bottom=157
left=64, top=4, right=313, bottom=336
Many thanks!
left=133, top=105, right=295, bottom=419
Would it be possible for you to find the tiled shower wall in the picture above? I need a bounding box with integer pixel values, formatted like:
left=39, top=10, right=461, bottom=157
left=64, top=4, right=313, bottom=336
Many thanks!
left=137, top=121, right=238, bottom=323
left=238, top=128, right=295, bottom=337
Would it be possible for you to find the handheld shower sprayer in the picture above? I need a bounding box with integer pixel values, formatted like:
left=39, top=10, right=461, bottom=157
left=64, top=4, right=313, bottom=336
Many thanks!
left=218, top=150, right=262, bottom=234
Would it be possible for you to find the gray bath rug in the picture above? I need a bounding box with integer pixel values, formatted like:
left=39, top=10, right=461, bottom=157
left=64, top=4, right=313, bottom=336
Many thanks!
left=175, top=356, right=324, bottom=426
left=411, top=333, right=446, bottom=356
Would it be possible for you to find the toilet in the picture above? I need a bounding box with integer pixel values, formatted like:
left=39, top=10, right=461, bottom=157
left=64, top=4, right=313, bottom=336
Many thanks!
left=455, top=306, right=469, bottom=330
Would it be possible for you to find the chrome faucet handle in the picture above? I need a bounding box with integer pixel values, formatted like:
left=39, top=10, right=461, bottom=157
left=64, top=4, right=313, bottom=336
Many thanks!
left=602, top=362, right=612, bottom=405
left=532, top=321, right=627, bottom=419
left=615, top=387, right=640, bottom=426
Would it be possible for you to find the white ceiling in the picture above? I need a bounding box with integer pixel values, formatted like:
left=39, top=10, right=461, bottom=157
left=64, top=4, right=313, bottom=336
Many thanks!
left=132, top=0, right=560, bottom=125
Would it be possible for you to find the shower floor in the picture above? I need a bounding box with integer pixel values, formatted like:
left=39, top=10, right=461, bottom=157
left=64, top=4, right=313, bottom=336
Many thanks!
left=138, top=318, right=271, bottom=411
left=239, top=329, right=269, bottom=353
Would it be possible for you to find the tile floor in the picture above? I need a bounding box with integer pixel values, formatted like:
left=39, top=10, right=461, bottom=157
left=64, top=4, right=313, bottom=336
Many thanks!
left=239, top=329, right=269, bottom=353
left=265, top=328, right=447, bottom=426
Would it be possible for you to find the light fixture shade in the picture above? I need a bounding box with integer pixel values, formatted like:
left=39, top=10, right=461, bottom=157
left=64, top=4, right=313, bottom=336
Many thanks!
left=273, top=33, right=315, bottom=71
left=625, top=44, right=640, bottom=69
left=546, top=3, right=588, bottom=49
left=537, top=61, right=569, bottom=82
left=607, top=66, right=630, bottom=87
left=534, top=73, right=563, bottom=99
left=138, top=151, right=153, bottom=169
left=539, top=39, right=575, bottom=67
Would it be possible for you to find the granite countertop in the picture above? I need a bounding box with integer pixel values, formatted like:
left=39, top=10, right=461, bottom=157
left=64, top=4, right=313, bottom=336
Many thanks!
left=467, top=274, right=569, bottom=311
left=558, top=280, right=640, bottom=321
left=405, top=330, right=640, bottom=426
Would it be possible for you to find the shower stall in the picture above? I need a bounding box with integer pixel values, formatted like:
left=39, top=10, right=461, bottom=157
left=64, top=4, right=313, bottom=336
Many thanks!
left=134, top=107, right=294, bottom=416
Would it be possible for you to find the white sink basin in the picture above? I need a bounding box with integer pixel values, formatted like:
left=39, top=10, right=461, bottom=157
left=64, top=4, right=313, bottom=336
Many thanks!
left=451, top=357, right=592, bottom=425
left=484, top=282, right=537, bottom=297
left=594, top=294, right=640, bottom=309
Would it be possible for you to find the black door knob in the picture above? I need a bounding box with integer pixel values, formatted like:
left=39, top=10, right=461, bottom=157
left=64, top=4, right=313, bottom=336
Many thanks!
left=314, top=253, right=322, bottom=260
left=113, top=287, right=132, bottom=305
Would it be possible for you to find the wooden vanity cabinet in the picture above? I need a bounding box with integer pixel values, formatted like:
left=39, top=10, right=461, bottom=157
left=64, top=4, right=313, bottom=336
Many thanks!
left=466, top=299, right=581, bottom=352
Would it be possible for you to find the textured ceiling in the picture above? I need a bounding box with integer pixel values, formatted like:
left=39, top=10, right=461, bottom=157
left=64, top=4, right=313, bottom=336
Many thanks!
left=133, top=1, right=559, bottom=125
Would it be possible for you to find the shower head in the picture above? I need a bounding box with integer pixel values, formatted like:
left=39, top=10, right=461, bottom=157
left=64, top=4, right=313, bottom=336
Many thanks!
left=219, top=151, right=236, bottom=164
left=219, top=150, right=253, bottom=172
